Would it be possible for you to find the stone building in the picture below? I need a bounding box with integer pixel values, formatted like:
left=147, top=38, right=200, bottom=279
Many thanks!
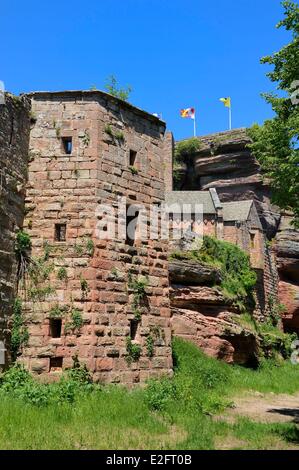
left=165, top=188, right=264, bottom=270
left=19, top=90, right=173, bottom=384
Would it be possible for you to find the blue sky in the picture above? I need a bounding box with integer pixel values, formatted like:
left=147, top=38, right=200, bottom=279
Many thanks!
left=1, top=0, right=291, bottom=140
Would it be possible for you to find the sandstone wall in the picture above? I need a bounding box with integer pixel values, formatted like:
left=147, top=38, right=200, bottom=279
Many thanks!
left=21, top=91, right=172, bottom=384
left=0, top=94, right=31, bottom=364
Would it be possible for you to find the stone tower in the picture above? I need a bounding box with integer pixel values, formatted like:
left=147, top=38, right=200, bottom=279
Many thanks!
left=21, top=90, right=173, bottom=384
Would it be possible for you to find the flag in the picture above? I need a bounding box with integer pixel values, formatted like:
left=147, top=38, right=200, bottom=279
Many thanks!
left=180, top=108, right=195, bottom=120
left=220, top=97, right=231, bottom=108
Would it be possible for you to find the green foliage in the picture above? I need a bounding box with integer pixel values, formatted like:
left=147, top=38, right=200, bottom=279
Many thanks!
left=74, top=242, right=84, bottom=256
left=104, top=75, right=132, bottom=102
left=268, top=295, right=286, bottom=326
left=128, top=274, right=148, bottom=320
left=49, top=304, right=69, bottom=319
left=66, top=355, right=92, bottom=385
left=1, top=339, right=299, bottom=449
left=174, top=138, right=201, bottom=164
left=10, top=299, right=29, bottom=360
left=171, top=236, right=257, bottom=311
left=57, top=267, right=68, bottom=281
left=104, top=123, right=125, bottom=144
left=81, top=130, right=90, bottom=147
left=146, top=335, right=154, bottom=357
left=15, top=230, right=31, bottom=257
left=128, top=165, right=138, bottom=175
left=80, top=276, right=89, bottom=298
left=65, top=309, right=84, bottom=334
left=85, top=237, right=94, bottom=256
left=145, top=378, right=177, bottom=411
left=0, top=359, right=93, bottom=407
left=248, top=1, right=299, bottom=226
left=114, top=130, right=124, bottom=141
left=126, top=337, right=142, bottom=363
left=104, top=124, right=114, bottom=136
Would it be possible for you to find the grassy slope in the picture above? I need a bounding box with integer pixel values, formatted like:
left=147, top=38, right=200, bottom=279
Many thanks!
left=0, top=338, right=298, bottom=450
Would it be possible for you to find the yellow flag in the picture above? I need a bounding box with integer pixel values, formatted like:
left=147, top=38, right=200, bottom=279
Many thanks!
left=220, top=97, right=231, bottom=108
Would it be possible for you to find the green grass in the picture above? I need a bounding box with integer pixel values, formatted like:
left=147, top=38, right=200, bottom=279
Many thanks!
left=0, top=338, right=298, bottom=450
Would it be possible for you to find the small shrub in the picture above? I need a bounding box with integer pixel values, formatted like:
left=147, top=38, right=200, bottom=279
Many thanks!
left=129, top=165, right=138, bottom=175
left=146, top=335, right=154, bottom=357
left=85, top=237, right=94, bottom=256
left=174, top=138, right=201, bottom=164
left=65, top=309, right=83, bottom=334
left=145, top=378, right=177, bottom=411
left=10, top=299, right=29, bottom=359
left=57, top=267, right=68, bottom=281
left=15, top=230, right=31, bottom=257
left=126, top=337, right=142, bottom=363
left=66, top=355, right=92, bottom=385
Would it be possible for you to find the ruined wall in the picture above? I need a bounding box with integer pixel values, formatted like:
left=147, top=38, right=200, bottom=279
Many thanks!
left=0, top=94, right=31, bottom=365
left=21, top=91, right=172, bottom=384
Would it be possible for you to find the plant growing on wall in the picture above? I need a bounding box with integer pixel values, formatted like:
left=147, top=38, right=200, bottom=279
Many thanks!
left=64, top=309, right=84, bottom=334
left=104, top=75, right=132, bottom=102
left=11, top=298, right=29, bottom=360
left=57, top=267, right=68, bottom=282
left=126, top=337, right=142, bottom=364
left=128, top=274, right=149, bottom=321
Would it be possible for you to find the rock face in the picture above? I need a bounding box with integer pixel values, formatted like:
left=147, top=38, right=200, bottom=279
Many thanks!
left=169, top=260, right=222, bottom=286
left=275, top=214, right=299, bottom=333
left=177, top=129, right=281, bottom=238
left=0, top=94, right=31, bottom=366
left=176, top=128, right=299, bottom=335
left=169, top=262, right=259, bottom=366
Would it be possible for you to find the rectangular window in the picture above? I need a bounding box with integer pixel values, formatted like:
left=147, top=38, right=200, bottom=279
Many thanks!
left=50, top=319, right=62, bottom=338
left=126, top=205, right=139, bottom=246
left=129, top=150, right=137, bottom=167
left=130, top=320, right=138, bottom=340
left=55, top=223, right=66, bottom=242
left=50, top=357, right=63, bottom=371
left=62, top=137, right=73, bottom=155
left=250, top=233, right=256, bottom=249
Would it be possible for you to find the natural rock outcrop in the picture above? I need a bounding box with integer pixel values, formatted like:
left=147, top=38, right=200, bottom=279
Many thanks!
left=169, top=260, right=222, bottom=286
left=175, top=128, right=299, bottom=334
left=275, top=214, right=299, bottom=333
left=170, top=282, right=259, bottom=366
left=177, top=128, right=281, bottom=238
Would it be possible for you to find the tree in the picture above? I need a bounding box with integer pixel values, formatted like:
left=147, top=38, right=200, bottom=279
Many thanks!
left=104, top=75, right=132, bottom=102
left=248, top=1, right=299, bottom=226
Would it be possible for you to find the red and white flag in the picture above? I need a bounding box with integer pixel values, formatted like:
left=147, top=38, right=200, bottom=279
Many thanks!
left=180, top=107, right=195, bottom=120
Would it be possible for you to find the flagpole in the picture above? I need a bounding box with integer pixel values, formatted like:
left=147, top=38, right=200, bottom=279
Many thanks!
left=193, top=116, right=196, bottom=137
left=229, top=103, right=232, bottom=130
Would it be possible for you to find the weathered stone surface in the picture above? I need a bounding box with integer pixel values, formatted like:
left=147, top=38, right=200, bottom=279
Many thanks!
left=176, top=128, right=281, bottom=238
left=169, top=260, right=221, bottom=286
left=171, top=309, right=259, bottom=366
left=17, top=90, right=173, bottom=385
left=0, top=94, right=31, bottom=368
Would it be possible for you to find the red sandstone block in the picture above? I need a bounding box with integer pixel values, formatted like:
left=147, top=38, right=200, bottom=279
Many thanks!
left=96, top=357, right=114, bottom=371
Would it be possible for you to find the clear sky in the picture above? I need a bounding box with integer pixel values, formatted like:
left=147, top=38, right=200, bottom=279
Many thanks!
left=1, top=0, right=291, bottom=140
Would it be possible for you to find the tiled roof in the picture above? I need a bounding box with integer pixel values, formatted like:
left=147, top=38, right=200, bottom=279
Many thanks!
left=165, top=191, right=216, bottom=214
left=222, top=201, right=253, bottom=222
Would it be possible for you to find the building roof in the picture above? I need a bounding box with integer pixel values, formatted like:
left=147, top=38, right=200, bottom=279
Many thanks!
left=25, top=90, right=166, bottom=127
left=165, top=191, right=216, bottom=214
left=222, top=200, right=253, bottom=222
